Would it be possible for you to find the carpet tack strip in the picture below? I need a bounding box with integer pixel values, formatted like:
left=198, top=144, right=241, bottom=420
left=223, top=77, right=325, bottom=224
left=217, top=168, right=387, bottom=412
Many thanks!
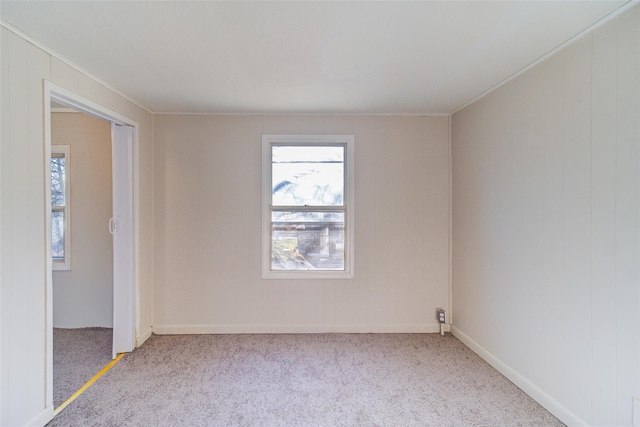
left=54, top=353, right=126, bottom=416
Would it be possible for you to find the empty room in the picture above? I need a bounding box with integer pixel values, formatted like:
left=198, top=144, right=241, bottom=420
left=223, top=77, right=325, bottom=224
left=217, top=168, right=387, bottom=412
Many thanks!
left=1, top=1, right=639, bottom=426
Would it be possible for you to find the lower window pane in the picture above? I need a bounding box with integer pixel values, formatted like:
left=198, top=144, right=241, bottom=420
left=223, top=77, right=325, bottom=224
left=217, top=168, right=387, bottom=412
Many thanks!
left=271, top=211, right=344, bottom=271
left=52, top=211, right=64, bottom=260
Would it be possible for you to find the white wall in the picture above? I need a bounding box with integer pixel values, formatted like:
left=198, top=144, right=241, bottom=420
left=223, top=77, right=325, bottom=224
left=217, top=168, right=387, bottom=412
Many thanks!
left=451, top=6, right=639, bottom=426
left=0, top=27, right=154, bottom=426
left=153, top=114, right=450, bottom=333
left=51, top=112, right=113, bottom=328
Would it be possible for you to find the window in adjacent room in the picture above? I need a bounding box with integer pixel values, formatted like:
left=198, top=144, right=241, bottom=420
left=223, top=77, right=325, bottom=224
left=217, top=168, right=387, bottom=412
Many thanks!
left=262, top=135, right=354, bottom=279
left=51, top=145, right=71, bottom=270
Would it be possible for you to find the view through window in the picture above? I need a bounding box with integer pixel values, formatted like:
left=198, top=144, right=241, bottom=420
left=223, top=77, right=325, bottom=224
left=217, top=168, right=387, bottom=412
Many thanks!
left=51, top=145, right=70, bottom=270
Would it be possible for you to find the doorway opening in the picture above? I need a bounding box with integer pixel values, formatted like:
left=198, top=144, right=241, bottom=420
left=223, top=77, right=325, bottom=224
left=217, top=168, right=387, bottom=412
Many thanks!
left=50, top=105, right=114, bottom=408
left=44, top=81, right=139, bottom=412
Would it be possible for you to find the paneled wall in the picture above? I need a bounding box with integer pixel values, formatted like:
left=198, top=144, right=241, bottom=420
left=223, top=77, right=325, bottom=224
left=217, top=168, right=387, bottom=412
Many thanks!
left=51, top=112, right=113, bottom=328
left=1, top=28, right=50, bottom=427
left=0, top=27, right=154, bottom=426
left=153, top=115, right=450, bottom=333
left=452, top=6, right=639, bottom=426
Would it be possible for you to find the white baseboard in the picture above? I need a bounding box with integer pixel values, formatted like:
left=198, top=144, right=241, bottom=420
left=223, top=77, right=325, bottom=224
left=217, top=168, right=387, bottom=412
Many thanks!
left=451, top=326, right=586, bottom=427
left=136, top=326, right=153, bottom=347
left=153, top=323, right=442, bottom=335
left=25, top=405, right=53, bottom=427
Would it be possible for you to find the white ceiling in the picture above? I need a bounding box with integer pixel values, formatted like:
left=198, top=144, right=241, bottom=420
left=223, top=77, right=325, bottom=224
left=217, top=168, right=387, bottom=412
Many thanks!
left=0, top=1, right=630, bottom=114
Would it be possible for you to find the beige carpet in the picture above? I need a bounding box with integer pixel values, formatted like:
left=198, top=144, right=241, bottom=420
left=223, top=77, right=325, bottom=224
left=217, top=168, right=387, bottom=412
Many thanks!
left=48, top=333, right=563, bottom=426
left=53, top=327, right=113, bottom=408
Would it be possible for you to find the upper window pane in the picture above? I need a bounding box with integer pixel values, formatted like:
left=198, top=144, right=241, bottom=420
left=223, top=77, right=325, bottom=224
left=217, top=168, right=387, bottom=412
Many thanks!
left=51, top=156, right=66, bottom=206
left=272, top=145, right=344, bottom=207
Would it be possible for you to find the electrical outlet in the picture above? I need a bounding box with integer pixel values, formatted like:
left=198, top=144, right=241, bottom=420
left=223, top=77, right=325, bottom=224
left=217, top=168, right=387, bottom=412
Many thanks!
left=436, top=309, right=446, bottom=324
left=633, top=396, right=640, bottom=427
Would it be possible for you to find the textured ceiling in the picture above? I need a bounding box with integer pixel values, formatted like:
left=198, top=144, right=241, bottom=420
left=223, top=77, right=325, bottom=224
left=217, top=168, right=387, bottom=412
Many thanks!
left=0, top=1, right=629, bottom=114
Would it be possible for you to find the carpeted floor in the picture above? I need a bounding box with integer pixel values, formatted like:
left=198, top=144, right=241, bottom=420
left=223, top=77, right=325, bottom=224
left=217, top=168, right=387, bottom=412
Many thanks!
left=53, top=327, right=113, bottom=408
left=48, top=333, right=564, bottom=427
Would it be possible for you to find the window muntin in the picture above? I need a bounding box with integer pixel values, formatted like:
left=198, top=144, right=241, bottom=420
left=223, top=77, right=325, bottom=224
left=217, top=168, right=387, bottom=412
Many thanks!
left=51, top=145, right=71, bottom=270
left=263, top=135, right=354, bottom=279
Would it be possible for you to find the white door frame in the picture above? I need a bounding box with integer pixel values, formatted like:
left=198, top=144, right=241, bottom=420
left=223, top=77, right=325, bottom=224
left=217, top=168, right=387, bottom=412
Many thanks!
left=43, top=81, right=140, bottom=410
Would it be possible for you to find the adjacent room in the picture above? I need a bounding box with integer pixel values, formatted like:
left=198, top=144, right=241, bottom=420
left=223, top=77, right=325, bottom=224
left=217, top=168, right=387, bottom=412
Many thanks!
left=50, top=106, right=115, bottom=409
left=1, top=1, right=638, bottom=426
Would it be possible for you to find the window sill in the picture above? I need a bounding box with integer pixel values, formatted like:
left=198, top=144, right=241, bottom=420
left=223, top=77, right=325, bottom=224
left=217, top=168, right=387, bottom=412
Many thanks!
left=52, top=260, right=71, bottom=271
left=262, top=270, right=353, bottom=280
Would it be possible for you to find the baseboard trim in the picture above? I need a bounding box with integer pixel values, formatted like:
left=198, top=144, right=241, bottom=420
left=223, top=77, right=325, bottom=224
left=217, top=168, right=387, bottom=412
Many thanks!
left=451, top=326, right=587, bottom=427
left=137, top=326, right=153, bottom=347
left=153, top=323, right=441, bottom=335
left=25, top=405, right=53, bottom=427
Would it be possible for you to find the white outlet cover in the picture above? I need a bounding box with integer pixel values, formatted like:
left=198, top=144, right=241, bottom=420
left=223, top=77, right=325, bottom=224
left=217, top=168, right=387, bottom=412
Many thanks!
left=633, top=396, right=640, bottom=427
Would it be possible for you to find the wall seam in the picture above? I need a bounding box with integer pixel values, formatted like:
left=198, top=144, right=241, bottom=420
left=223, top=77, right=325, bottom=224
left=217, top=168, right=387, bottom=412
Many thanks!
left=149, top=113, right=156, bottom=338
left=588, top=31, right=595, bottom=426
left=448, top=114, right=453, bottom=327
left=613, top=15, right=620, bottom=424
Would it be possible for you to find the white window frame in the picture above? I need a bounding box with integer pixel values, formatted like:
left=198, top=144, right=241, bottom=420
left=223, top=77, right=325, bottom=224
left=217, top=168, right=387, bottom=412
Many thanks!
left=51, top=144, right=71, bottom=271
left=262, top=134, right=354, bottom=279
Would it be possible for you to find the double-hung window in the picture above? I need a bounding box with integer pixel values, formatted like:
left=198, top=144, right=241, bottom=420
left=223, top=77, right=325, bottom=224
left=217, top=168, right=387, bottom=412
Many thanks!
left=262, top=135, right=354, bottom=279
left=51, top=145, right=71, bottom=270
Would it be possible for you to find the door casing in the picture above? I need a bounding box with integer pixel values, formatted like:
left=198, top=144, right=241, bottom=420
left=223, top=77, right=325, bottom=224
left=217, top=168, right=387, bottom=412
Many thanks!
left=44, top=81, right=140, bottom=411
